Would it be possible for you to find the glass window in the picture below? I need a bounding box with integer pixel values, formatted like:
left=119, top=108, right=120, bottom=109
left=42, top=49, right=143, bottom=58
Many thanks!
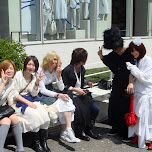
left=43, top=0, right=96, bottom=41
left=96, top=0, right=111, bottom=39
left=0, top=1, right=9, bottom=39
left=21, top=0, right=41, bottom=41
left=133, top=0, right=151, bottom=36
left=2, top=0, right=152, bottom=42
left=96, top=0, right=133, bottom=39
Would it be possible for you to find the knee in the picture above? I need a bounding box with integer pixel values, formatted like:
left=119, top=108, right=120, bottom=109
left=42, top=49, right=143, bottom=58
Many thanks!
left=0, top=117, right=11, bottom=125
left=9, top=114, right=19, bottom=125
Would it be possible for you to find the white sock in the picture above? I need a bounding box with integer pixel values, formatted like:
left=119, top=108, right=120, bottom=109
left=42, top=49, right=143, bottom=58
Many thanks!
left=66, top=127, right=72, bottom=131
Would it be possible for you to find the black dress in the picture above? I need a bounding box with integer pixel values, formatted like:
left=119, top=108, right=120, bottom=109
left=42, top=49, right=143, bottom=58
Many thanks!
left=102, top=48, right=134, bottom=137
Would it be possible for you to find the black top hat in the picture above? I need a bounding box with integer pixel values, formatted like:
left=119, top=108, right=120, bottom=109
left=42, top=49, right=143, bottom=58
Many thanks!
left=103, top=27, right=124, bottom=50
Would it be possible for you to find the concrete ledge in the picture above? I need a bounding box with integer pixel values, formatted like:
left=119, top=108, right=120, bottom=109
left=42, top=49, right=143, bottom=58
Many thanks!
left=88, top=86, right=111, bottom=122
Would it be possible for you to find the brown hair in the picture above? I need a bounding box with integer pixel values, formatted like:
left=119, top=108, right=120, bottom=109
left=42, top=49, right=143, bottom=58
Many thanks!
left=128, top=41, right=146, bottom=60
left=70, top=48, right=88, bottom=65
left=0, top=60, right=16, bottom=78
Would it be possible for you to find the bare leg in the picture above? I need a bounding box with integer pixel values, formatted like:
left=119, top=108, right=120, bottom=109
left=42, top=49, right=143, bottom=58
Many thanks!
left=62, top=19, right=66, bottom=39
left=60, top=111, right=80, bottom=143
left=62, top=111, right=72, bottom=128
left=104, top=14, right=108, bottom=20
left=76, top=9, right=80, bottom=29
left=70, top=8, right=76, bottom=30
left=56, top=19, right=60, bottom=39
left=70, top=8, right=74, bottom=29
left=83, top=3, right=89, bottom=19
left=100, top=14, right=104, bottom=20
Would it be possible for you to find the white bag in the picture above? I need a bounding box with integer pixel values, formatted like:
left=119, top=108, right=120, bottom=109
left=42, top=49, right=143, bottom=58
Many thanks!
left=48, top=18, right=57, bottom=35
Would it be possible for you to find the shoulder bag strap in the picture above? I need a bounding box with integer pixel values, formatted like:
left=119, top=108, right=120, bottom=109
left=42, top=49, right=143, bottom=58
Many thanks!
left=19, top=75, right=33, bottom=94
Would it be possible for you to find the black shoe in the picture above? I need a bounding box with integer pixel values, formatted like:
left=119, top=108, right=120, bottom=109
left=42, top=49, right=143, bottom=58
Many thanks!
left=41, top=140, right=51, bottom=152
left=32, top=131, right=45, bottom=152
left=76, top=133, right=90, bottom=141
left=85, top=130, right=99, bottom=139
left=122, top=137, right=133, bottom=143
left=107, top=129, right=118, bottom=136
left=32, top=140, right=45, bottom=152
left=40, top=129, right=51, bottom=152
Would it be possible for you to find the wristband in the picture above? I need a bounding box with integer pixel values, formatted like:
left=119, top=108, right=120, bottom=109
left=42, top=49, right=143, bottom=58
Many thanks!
left=35, top=82, right=39, bottom=86
left=56, top=93, right=59, bottom=98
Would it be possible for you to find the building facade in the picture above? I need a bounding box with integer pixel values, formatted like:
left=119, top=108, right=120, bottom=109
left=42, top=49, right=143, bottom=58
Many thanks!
left=0, top=0, right=152, bottom=68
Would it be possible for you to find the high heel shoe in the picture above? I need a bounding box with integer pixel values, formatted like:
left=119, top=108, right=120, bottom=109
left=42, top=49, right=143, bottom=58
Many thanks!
left=148, top=141, right=152, bottom=150
left=130, top=135, right=138, bottom=143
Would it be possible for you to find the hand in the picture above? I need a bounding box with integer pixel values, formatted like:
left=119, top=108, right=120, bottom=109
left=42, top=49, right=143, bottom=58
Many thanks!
left=1, top=69, right=9, bottom=85
left=75, top=88, right=86, bottom=95
left=56, top=66, right=62, bottom=80
left=27, top=102, right=37, bottom=109
left=98, top=46, right=103, bottom=60
left=126, top=62, right=132, bottom=70
left=126, top=83, right=133, bottom=94
left=87, top=82, right=94, bottom=88
left=36, top=70, right=46, bottom=84
left=59, top=93, right=69, bottom=102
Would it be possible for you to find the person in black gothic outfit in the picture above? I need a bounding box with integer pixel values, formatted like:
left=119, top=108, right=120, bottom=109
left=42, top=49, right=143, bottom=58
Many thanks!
left=98, top=27, right=135, bottom=142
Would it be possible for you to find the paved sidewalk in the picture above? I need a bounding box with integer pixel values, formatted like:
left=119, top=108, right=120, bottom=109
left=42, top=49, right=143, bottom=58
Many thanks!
left=4, top=122, right=150, bottom=152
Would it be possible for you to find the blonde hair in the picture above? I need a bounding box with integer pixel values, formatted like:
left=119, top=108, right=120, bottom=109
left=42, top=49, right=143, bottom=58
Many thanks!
left=41, top=51, right=61, bottom=71
left=0, top=60, right=16, bottom=78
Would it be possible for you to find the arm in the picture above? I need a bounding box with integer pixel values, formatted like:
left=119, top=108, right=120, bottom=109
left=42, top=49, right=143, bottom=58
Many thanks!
left=62, top=67, right=87, bottom=95
left=98, top=46, right=103, bottom=60
left=126, top=73, right=134, bottom=94
left=38, top=70, right=64, bottom=97
left=55, top=63, right=64, bottom=91
left=16, top=94, right=37, bottom=109
left=126, top=62, right=152, bottom=85
left=0, top=70, right=9, bottom=95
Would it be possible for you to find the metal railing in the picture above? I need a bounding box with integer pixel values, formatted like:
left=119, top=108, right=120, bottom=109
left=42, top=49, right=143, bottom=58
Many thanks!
left=84, top=70, right=112, bottom=86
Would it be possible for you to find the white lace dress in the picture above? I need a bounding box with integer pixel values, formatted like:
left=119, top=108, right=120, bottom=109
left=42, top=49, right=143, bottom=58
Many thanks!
left=127, top=56, right=152, bottom=148
left=12, top=71, right=50, bottom=133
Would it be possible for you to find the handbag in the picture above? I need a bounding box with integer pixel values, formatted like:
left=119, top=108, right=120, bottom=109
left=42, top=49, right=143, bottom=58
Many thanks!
left=48, top=4, right=57, bottom=35
left=98, top=78, right=112, bottom=90
left=0, top=105, right=15, bottom=119
left=124, top=93, right=137, bottom=127
left=48, top=19, right=57, bottom=35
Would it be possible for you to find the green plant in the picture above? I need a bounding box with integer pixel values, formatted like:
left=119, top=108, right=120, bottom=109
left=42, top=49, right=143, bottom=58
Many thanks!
left=85, top=67, right=111, bottom=83
left=0, top=38, right=27, bottom=70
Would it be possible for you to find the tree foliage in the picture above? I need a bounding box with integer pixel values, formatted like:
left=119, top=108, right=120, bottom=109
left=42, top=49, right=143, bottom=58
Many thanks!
left=0, top=39, right=27, bottom=70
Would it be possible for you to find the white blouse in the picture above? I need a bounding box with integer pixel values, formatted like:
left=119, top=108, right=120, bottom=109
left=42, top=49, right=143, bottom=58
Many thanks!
left=0, top=79, right=14, bottom=106
left=38, top=69, right=64, bottom=97
left=13, top=71, right=39, bottom=101
left=127, top=56, right=152, bottom=95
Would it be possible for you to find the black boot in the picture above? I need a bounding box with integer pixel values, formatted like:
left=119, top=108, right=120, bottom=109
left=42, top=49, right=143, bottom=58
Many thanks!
left=32, top=131, right=45, bottom=152
left=40, top=129, right=51, bottom=152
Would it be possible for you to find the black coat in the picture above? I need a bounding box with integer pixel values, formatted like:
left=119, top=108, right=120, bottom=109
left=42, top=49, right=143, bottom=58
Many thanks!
left=62, top=64, right=85, bottom=89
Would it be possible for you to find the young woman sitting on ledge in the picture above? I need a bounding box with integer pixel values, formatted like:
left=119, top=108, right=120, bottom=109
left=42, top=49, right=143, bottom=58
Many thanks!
left=38, top=51, right=80, bottom=143
left=0, top=60, right=24, bottom=152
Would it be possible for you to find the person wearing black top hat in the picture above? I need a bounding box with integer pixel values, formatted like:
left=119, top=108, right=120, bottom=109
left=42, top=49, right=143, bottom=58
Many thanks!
left=98, top=27, right=135, bottom=142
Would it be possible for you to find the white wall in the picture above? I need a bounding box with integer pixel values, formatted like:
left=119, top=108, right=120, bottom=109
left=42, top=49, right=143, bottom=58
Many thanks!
left=25, top=38, right=152, bottom=69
